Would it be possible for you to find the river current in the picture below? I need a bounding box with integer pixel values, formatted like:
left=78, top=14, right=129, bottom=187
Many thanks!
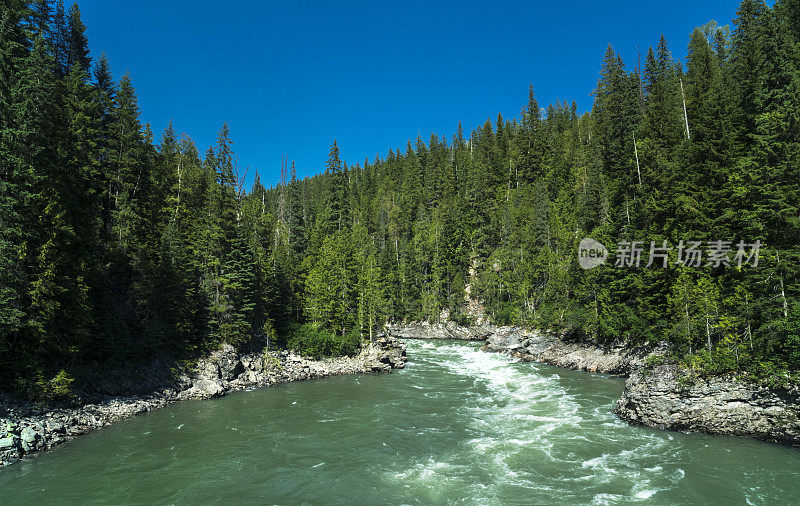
left=2, top=339, right=798, bottom=504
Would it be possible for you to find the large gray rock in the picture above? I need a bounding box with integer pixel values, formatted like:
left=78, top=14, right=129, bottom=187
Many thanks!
left=179, top=378, right=226, bottom=400
left=214, top=344, right=245, bottom=380
left=370, top=336, right=408, bottom=370
left=616, top=365, right=800, bottom=445
left=45, top=420, right=65, bottom=433
left=0, top=436, right=17, bottom=450
left=20, top=427, right=37, bottom=443
left=196, top=360, right=221, bottom=380
left=483, top=327, right=530, bottom=351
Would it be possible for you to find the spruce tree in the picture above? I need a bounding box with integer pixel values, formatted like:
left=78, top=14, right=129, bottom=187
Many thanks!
left=0, top=1, right=29, bottom=372
left=516, top=84, right=542, bottom=185
left=65, top=2, right=89, bottom=75
left=52, top=0, right=67, bottom=76
left=288, top=161, right=307, bottom=254
left=323, top=140, right=344, bottom=234
left=110, top=72, right=147, bottom=252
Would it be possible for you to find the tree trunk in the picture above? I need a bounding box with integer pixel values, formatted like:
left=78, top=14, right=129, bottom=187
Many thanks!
left=685, top=301, right=692, bottom=354
left=780, top=276, right=789, bottom=320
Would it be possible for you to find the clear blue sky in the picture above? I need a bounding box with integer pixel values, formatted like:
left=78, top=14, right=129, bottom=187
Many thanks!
left=78, top=0, right=741, bottom=188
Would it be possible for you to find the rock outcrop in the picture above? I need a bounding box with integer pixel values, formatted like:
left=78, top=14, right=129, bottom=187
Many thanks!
left=387, top=321, right=494, bottom=341
left=615, top=365, right=800, bottom=445
left=481, top=326, right=647, bottom=376
left=0, top=337, right=406, bottom=466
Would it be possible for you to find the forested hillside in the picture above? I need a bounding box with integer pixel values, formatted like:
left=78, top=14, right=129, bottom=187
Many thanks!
left=1, top=0, right=798, bottom=400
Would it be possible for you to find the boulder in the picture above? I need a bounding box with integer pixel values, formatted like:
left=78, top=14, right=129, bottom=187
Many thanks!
left=182, top=378, right=225, bottom=399
left=215, top=344, right=245, bottom=380
left=196, top=361, right=221, bottom=380
left=20, top=427, right=37, bottom=443
left=0, top=436, right=17, bottom=450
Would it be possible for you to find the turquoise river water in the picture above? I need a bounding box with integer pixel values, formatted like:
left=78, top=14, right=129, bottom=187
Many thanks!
left=1, top=339, right=799, bottom=504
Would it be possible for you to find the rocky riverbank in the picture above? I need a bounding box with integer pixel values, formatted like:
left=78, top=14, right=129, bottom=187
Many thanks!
left=387, top=321, right=493, bottom=341
left=480, top=326, right=648, bottom=376
left=615, top=364, right=800, bottom=446
left=0, top=336, right=406, bottom=466
left=391, top=321, right=799, bottom=446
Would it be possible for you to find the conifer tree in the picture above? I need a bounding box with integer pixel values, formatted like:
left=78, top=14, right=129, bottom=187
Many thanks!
left=110, top=72, right=148, bottom=252
left=306, top=233, right=354, bottom=335
left=0, top=1, right=30, bottom=370
left=52, top=0, right=68, bottom=76
left=288, top=161, right=307, bottom=254
left=29, top=0, right=52, bottom=37
left=322, top=140, right=344, bottom=234
left=730, top=0, right=770, bottom=149
left=516, top=84, right=542, bottom=185
left=65, top=2, right=89, bottom=75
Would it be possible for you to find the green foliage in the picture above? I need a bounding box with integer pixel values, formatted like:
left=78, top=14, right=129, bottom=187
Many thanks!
left=14, top=369, right=76, bottom=403
left=48, top=369, right=75, bottom=400
left=262, top=350, right=283, bottom=371
left=644, top=354, right=669, bottom=368
left=286, top=324, right=361, bottom=359
left=305, top=232, right=355, bottom=334
left=449, top=311, right=477, bottom=327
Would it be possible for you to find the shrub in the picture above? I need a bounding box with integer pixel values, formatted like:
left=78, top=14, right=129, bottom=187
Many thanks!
left=15, top=369, right=76, bottom=403
left=287, top=324, right=362, bottom=359
left=335, top=328, right=362, bottom=357
left=493, top=303, right=517, bottom=326
left=645, top=354, right=668, bottom=368
left=49, top=369, right=75, bottom=399
left=449, top=311, right=477, bottom=327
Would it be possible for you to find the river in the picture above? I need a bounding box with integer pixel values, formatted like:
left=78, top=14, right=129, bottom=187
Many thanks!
left=1, top=339, right=799, bottom=504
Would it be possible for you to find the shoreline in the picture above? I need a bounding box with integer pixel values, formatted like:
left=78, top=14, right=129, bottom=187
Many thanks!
left=4, top=322, right=798, bottom=467
left=396, top=321, right=800, bottom=447
left=390, top=321, right=649, bottom=376
left=0, top=336, right=407, bottom=466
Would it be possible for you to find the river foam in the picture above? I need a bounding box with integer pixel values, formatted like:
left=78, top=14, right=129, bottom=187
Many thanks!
left=386, top=340, right=687, bottom=503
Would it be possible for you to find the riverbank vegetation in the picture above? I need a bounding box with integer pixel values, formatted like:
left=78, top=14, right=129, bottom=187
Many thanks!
left=1, top=0, right=798, bottom=399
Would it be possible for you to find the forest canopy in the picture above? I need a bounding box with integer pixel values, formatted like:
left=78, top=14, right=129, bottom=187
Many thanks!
left=1, top=0, right=798, bottom=400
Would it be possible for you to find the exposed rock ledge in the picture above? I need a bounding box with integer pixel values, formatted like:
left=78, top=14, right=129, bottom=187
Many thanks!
left=387, top=321, right=493, bottom=341
left=615, top=365, right=800, bottom=446
left=0, top=336, right=406, bottom=466
left=481, top=326, right=648, bottom=376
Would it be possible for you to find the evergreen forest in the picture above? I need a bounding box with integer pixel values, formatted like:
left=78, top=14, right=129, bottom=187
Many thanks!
left=1, top=0, right=798, bottom=400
